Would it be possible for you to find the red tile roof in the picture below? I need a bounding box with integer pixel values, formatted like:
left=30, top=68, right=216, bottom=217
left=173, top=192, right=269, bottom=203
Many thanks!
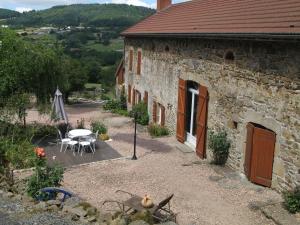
left=122, top=0, right=300, bottom=38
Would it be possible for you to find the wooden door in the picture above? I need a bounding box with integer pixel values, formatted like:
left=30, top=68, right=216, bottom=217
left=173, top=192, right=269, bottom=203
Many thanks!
left=176, top=79, right=186, bottom=143
left=195, top=85, right=208, bottom=158
left=250, top=126, right=276, bottom=187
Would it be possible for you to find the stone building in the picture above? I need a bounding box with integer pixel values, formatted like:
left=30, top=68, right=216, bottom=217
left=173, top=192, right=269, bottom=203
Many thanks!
left=116, top=0, right=300, bottom=191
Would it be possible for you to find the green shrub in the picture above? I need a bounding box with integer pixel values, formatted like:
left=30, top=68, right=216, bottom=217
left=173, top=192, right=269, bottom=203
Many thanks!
left=103, top=99, right=121, bottom=111
left=32, top=123, right=57, bottom=138
left=0, top=138, right=36, bottom=170
left=111, top=108, right=129, bottom=117
left=208, top=130, right=231, bottom=165
left=148, top=124, right=169, bottom=137
left=101, top=94, right=111, bottom=101
left=90, top=121, right=107, bottom=134
left=130, top=102, right=149, bottom=126
left=27, top=156, right=64, bottom=199
left=283, top=187, right=300, bottom=213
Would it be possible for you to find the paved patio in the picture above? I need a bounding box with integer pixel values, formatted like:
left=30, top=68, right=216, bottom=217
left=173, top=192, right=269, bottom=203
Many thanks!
left=27, top=103, right=283, bottom=225
left=38, top=139, right=122, bottom=167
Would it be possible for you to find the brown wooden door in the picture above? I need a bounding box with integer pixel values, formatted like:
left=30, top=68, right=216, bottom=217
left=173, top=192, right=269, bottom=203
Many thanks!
left=195, top=85, right=208, bottom=158
left=250, top=127, right=276, bottom=187
left=176, top=79, right=186, bottom=143
left=244, top=123, right=255, bottom=179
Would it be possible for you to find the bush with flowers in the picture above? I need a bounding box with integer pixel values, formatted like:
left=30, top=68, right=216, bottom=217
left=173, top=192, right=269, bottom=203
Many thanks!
left=27, top=147, right=64, bottom=199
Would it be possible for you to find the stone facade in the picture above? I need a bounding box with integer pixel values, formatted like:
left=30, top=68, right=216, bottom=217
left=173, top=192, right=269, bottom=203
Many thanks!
left=121, top=37, right=300, bottom=192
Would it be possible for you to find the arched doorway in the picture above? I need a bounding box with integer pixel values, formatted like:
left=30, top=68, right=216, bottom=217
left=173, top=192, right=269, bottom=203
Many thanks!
left=186, top=81, right=199, bottom=147
left=244, top=123, right=276, bottom=187
left=176, top=79, right=209, bottom=158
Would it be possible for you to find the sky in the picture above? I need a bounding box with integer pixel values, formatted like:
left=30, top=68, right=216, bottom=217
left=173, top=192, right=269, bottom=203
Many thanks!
left=0, top=0, right=185, bottom=12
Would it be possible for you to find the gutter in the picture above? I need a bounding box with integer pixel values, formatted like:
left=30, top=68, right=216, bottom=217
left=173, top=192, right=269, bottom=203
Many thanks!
left=121, top=32, right=300, bottom=41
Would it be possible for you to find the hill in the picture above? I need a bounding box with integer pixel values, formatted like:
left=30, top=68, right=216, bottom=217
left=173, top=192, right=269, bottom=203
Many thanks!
left=0, top=8, right=20, bottom=19
left=6, top=4, right=155, bottom=27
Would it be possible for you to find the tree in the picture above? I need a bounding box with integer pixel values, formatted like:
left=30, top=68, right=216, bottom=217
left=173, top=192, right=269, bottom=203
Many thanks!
left=61, top=57, right=88, bottom=102
left=0, top=29, right=66, bottom=121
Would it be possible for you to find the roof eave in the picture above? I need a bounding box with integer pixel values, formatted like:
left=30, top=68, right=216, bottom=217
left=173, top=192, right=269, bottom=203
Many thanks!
left=121, top=32, right=300, bottom=41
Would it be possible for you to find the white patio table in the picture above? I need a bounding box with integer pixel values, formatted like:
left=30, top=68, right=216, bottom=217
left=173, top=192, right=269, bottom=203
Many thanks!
left=68, top=129, right=92, bottom=139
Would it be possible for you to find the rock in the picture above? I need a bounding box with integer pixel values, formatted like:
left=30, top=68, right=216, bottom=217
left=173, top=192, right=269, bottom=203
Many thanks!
left=63, top=196, right=82, bottom=208
left=5, top=192, right=14, bottom=198
left=62, top=205, right=73, bottom=213
left=13, top=194, right=22, bottom=201
left=156, top=222, right=178, bottom=225
left=87, top=206, right=97, bottom=216
left=0, top=190, right=4, bottom=196
left=110, top=216, right=127, bottom=225
left=22, top=195, right=35, bottom=204
left=34, top=201, right=47, bottom=211
left=71, top=214, right=80, bottom=221
left=208, top=175, right=223, bottom=182
left=47, top=205, right=59, bottom=211
left=46, top=199, right=61, bottom=206
left=69, top=206, right=87, bottom=217
left=129, top=220, right=150, bottom=225
left=87, top=216, right=97, bottom=222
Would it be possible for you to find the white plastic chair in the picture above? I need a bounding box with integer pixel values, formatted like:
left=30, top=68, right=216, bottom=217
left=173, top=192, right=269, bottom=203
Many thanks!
left=78, top=137, right=94, bottom=156
left=64, top=139, right=78, bottom=156
left=90, top=130, right=98, bottom=152
left=57, top=129, right=71, bottom=152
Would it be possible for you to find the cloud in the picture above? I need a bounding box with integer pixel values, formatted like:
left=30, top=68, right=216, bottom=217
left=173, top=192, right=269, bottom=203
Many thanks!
left=111, top=0, right=154, bottom=8
left=16, top=7, right=32, bottom=12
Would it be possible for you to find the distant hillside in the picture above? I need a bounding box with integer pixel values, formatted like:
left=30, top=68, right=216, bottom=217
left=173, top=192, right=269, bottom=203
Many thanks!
left=6, top=4, right=155, bottom=27
left=0, top=8, right=20, bottom=19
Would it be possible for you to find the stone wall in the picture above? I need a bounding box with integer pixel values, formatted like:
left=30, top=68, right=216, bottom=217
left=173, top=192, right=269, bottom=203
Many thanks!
left=123, top=37, right=300, bottom=191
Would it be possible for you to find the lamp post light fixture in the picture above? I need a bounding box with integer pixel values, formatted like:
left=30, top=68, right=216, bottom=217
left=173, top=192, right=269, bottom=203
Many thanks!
left=132, top=111, right=138, bottom=160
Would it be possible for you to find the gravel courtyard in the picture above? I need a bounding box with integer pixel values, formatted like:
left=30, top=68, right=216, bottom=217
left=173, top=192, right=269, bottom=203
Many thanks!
left=27, top=103, right=282, bottom=225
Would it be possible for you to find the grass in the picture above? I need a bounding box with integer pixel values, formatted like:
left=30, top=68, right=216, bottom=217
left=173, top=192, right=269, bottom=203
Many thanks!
left=84, top=38, right=123, bottom=52
left=85, top=83, right=102, bottom=89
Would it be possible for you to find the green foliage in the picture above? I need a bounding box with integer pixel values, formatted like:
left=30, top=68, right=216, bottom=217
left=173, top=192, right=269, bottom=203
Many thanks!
left=0, top=137, right=36, bottom=170
left=208, top=130, right=231, bottom=165
left=0, top=8, right=20, bottom=19
left=103, top=99, right=122, bottom=110
left=283, top=187, right=300, bottom=213
left=0, top=29, right=67, bottom=107
left=90, top=121, right=107, bottom=134
left=130, top=102, right=149, bottom=126
left=148, top=124, right=169, bottom=137
left=32, top=123, right=57, bottom=138
left=7, top=4, right=155, bottom=27
left=27, top=157, right=64, bottom=199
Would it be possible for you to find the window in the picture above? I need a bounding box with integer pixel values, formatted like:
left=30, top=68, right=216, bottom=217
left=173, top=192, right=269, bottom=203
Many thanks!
left=128, top=85, right=131, bottom=103
left=129, top=49, right=133, bottom=71
left=135, top=90, right=141, bottom=105
left=137, top=50, right=142, bottom=75
left=152, top=101, right=165, bottom=126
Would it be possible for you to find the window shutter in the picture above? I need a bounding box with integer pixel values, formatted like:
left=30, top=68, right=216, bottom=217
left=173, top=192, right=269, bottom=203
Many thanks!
left=128, top=85, right=131, bottom=103
left=196, top=85, right=208, bottom=159
left=153, top=101, right=157, bottom=123
left=161, top=105, right=165, bottom=126
left=138, top=91, right=141, bottom=103
left=137, top=51, right=141, bottom=75
left=244, top=123, right=255, bottom=179
left=144, top=91, right=148, bottom=108
left=129, top=49, right=133, bottom=71
left=132, top=88, right=136, bottom=106
left=176, top=79, right=186, bottom=143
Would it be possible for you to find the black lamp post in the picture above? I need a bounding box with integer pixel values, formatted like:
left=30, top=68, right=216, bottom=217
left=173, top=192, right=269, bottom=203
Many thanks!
left=132, top=111, right=138, bottom=160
